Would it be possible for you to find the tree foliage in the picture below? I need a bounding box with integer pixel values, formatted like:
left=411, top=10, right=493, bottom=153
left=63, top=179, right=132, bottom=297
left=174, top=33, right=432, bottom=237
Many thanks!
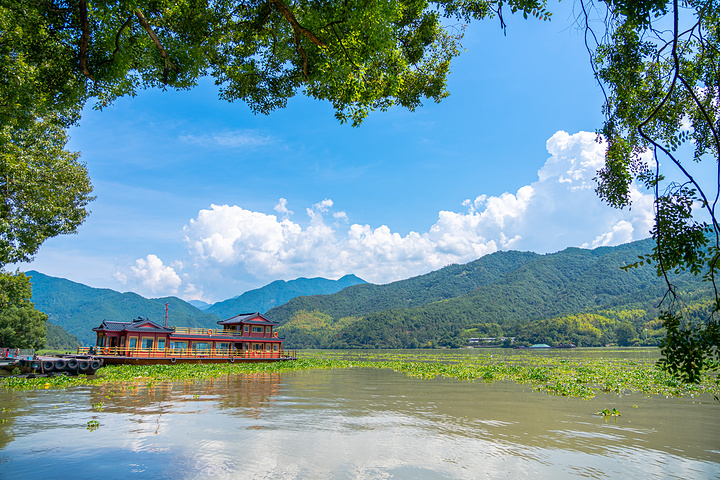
left=582, top=0, right=720, bottom=381
left=0, top=271, right=47, bottom=349
left=0, top=0, right=552, bottom=267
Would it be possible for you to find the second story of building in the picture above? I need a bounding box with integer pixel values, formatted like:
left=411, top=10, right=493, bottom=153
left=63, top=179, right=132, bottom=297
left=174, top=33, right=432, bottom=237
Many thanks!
left=217, top=312, right=278, bottom=338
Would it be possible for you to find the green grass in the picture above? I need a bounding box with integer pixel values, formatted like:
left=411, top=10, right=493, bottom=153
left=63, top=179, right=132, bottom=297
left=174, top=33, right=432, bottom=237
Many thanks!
left=1, top=351, right=718, bottom=400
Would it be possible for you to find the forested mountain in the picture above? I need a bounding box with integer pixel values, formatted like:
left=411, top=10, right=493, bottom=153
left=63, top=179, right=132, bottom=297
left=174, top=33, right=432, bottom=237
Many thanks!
left=25, top=238, right=712, bottom=350
left=206, top=274, right=366, bottom=318
left=45, top=321, right=81, bottom=350
left=188, top=300, right=212, bottom=310
left=269, top=239, right=712, bottom=348
left=27, top=271, right=222, bottom=345
left=266, top=251, right=541, bottom=324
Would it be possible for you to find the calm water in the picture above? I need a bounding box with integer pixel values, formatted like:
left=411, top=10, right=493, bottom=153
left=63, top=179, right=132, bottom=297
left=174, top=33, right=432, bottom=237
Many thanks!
left=0, top=352, right=718, bottom=479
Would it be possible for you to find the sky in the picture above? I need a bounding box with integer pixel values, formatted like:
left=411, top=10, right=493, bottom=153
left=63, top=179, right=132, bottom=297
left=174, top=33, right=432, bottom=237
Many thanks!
left=20, top=2, right=661, bottom=303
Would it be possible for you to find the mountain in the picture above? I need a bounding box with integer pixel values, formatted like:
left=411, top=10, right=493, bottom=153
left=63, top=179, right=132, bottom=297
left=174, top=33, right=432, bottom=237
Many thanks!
left=267, top=239, right=712, bottom=348
left=188, top=300, right=212, bottom=310
left=206, top=274, right=366, bottom=318
left=26, top=271, right=222, bottom=346
left=45, top=321, right=81, bottom=350
left=266, top=250, right=541, bottom=325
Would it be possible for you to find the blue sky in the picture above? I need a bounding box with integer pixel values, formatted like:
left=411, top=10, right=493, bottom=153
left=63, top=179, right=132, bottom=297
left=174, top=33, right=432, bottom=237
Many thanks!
left=22, top=3, right=660, bottom=302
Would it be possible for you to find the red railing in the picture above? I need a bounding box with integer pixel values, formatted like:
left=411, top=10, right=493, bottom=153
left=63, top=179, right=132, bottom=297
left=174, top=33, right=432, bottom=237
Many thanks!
left=78, top=346, right=294, bottom=359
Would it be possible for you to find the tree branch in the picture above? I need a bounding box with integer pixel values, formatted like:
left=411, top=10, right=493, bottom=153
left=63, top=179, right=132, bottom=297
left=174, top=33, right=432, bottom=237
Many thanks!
left=133, top=8, right=178, bottom=83
left=78, top=0, right=95, bottom=81
left=268, top=0, right=327, bottom=47
left=98, top=16, right=134, bottom=69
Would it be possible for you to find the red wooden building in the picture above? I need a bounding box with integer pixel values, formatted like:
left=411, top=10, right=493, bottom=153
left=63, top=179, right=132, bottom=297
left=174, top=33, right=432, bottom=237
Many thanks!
left=87, top=312, right=291, bottom=364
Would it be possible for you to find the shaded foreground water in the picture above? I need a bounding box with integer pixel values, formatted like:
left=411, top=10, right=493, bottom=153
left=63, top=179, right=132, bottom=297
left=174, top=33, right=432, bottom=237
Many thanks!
left=0, top=351, right=718, bottom=479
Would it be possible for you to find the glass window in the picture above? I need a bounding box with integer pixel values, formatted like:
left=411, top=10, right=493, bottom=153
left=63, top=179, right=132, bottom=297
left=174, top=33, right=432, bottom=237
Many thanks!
left=128, top=338, right=137, bottom=348
left=252, top=326, right=263, bottom=333
left=273, top=344, right=279, bottom=351
left=193, top=342, right=210, bottom=353
left=215, top=342, right=229, bottom=353
left=141, top=338, right=154, bottom=350
left=158, top=339, right=166, bottom=350
left=244, top=325, right=249, bottom=332
left=170, top=341, right=187, bottom=351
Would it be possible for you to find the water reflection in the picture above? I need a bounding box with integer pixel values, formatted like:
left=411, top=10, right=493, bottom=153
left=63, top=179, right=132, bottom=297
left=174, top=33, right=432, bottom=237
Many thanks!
left=0, top=367, right=717, bottom=479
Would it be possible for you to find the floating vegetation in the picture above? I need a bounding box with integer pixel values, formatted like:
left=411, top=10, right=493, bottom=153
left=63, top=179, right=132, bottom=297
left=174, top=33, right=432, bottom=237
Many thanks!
left=91, top=402, right=103, bottom=412
left=86, top=420, right=99, bottom=431
left=0, top=351, right=718, bottom=401
left=597, top=408, right=621, bottom=417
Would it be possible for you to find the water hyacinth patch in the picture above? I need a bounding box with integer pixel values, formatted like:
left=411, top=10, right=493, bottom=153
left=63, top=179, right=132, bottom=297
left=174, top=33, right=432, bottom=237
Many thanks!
left=0, top=351, right=717, bottom=400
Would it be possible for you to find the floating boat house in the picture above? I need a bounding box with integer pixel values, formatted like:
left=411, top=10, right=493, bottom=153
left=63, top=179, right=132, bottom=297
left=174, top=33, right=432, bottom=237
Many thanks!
left=87, top=313, right=290, bottom=364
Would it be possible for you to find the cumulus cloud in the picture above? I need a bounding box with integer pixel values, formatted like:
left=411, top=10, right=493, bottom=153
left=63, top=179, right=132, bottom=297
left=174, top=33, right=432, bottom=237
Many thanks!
left=274, top=198, right=294, bottom=217
left=181, top=131, right=654, bottom=287
left=179, top=130, right=273, bottom=148
left=126, top=254, right=183, bottom=297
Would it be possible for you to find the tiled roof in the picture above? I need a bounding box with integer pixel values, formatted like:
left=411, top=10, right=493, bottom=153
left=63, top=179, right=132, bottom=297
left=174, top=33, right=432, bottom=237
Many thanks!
left=217, top=312, right=277, bottom=325
left=92, top=319, right=174, bottom=333
left=92, top=321, right=128, bottom=332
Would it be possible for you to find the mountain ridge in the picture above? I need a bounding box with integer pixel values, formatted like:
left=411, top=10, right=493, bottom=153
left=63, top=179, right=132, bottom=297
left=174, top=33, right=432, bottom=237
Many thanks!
left=206, top=274, right=366, bottom=318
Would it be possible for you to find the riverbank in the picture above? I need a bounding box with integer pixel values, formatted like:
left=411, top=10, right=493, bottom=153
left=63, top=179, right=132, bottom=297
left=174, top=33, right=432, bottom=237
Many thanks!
left=1, top=349, right=718, bottom=400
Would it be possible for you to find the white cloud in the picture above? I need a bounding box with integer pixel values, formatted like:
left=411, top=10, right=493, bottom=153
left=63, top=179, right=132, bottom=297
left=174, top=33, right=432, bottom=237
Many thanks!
left=182, top=282, right=205, bottom=301
left=582, top=220, right=635, bottom=249
left=179, top=130, right=273, bottom=148
left=112, top=271, right=128, bottom=285
left=127, top=254, right=182, bottom=297
left=274, top=198, right=294, bottom=217
left=181, top=131, right=654, bottom=288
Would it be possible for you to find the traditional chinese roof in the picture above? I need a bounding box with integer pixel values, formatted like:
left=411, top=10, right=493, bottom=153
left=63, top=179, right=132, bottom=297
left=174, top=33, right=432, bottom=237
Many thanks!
left=93, top=317, right=174, bottom=334
left=217, top=312, right=278, bottom=326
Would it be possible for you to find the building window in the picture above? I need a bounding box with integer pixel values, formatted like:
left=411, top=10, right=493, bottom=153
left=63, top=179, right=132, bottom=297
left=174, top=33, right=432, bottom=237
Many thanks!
left=252, top=326, right=263, bottom=333
left=193, top=342, right=210, bottom=353
left=141, top=338, right=154, bottom=350
left=244, top=325, right=249, bottom=332
left=158, top=339, right=166, bottom=350
left=128, top=338, right=137, bottom=348
left=215, top=342, right=229, bottom=354
left=170, top=341, right=187, bottom=352
left=273, top=344, right=279, bottom=351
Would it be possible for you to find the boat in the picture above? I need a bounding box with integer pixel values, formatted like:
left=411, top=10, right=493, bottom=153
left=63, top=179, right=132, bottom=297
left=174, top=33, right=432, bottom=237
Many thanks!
left=1, top=348, right=103, bottom=376
left=79, top=312, right=296, bottom=365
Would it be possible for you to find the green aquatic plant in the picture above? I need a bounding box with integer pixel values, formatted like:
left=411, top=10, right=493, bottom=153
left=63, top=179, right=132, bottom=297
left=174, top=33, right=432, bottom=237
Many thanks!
left=86, top=420, right=99, bottom=431
left=597, top=408, right=621, bottom=417
left=1, top=351, right=718, bottom=401
left=91, top=402, right=103, bottom=412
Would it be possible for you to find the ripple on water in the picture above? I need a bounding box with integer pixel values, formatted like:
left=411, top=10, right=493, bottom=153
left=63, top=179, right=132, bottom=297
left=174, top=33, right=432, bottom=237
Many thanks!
left=0, top=367, right=718, bottom=479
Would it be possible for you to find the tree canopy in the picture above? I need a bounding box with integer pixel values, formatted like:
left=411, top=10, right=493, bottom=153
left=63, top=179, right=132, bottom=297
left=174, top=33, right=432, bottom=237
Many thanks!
left=0, top=271, right=47, bottom=350
left=0, top=0, right=549, bottom=268
left=582, top=0, right=719, bottom=381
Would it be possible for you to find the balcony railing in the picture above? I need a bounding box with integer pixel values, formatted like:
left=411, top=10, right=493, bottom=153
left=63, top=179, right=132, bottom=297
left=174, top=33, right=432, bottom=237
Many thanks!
left=78, top=346, right=294, bottom=360
left=173, top=327, right=279, bottom=338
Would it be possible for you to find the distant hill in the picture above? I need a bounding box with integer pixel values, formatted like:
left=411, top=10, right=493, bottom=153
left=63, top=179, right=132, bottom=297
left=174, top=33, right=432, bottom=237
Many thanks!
left=267, top=239, right=712, bottom=348
left=45, top=321, right=81, bottom=350
left=27, top=271, right=222, bottom=346
left=206, top=274, right=366, bottom=318
left=188, top=300, right=212, bottom=310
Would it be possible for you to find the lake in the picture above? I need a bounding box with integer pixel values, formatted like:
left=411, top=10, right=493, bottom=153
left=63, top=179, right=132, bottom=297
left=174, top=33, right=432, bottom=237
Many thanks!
left=0, top=349, right=718, bottom=479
